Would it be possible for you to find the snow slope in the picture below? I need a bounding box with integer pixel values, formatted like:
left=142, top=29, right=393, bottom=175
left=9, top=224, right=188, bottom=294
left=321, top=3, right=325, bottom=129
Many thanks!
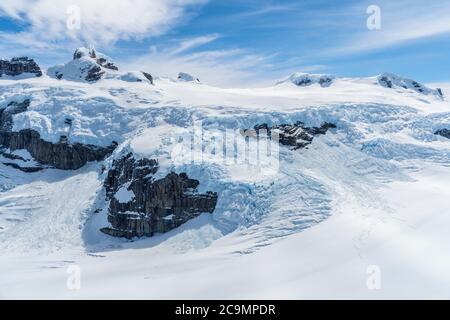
left=0, top=66, right=450, bottom=299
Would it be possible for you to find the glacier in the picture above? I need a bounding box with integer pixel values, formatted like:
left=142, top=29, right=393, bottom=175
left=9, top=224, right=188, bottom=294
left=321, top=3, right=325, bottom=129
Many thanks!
left=0, top=49, right=449, bottom=299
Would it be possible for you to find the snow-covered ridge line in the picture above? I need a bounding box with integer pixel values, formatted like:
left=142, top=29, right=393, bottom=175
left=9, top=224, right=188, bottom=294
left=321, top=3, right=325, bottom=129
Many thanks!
left=0, top=48, right=444, bottom=101
left=277, top=72, right=444, bottom=99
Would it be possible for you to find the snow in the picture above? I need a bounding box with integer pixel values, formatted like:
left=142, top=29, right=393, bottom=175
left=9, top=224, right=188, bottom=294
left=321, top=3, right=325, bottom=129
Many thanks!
left=377, top=73, right=443, bottom=99
left=116, top=71, right=152, bottom=84
left=177, top=72, right=200, bottom=83
left=114, top=185, right=135, bottom=204
left=0, top=73, right=41, bottom=80
left=2, top=165, right=450, bottom=299
left=47, top=47, right=118, bottom=83
left=0, top=61, right=450, bottom=298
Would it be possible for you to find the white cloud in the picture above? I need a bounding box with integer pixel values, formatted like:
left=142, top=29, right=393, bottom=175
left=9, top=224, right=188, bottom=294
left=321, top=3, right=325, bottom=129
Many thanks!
left=122, top=36, right=280, bottom=87
left=170, top=34, right=219, bottom=55
left=334, top=1, right=450, bottom=54
left=0, top=0, right=207, bottom=45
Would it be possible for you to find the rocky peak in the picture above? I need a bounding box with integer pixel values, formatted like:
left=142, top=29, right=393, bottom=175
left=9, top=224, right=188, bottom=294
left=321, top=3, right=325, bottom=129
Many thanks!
left=377, top=73, right=443, bottom=98
left=244, top=121, right=337, bottom=150
left=48, top=47, right=119, bottom=82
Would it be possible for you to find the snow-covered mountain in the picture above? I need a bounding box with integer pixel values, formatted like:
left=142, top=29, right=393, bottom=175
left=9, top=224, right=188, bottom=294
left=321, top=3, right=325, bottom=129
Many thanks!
left=1, top=48, right=450, bottom=299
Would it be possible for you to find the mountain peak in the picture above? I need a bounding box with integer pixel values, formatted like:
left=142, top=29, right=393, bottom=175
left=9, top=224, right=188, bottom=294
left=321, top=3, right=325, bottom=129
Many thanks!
left=278, top=72, right=335, bottom=88
left=48, top=47, right=119, bottom=83
left=377, top=72, right=444, bottom=99
left=177, top=72, right=200, bottom=83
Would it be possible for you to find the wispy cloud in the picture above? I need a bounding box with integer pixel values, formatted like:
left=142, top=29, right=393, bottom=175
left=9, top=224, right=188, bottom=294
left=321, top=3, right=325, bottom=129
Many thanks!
left=236, top=4, right=294, bottom=17
left=0, top=0, right=207, bottom=45
left=332, top=0, right=450, bottom=54
left=169, top=34, right=219, bottom=55
left=122, top=35, right=280, bottom=87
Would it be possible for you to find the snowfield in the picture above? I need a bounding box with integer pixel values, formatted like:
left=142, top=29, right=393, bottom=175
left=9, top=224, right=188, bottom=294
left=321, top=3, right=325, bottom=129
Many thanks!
left=0, top=63, right=449, bottom=299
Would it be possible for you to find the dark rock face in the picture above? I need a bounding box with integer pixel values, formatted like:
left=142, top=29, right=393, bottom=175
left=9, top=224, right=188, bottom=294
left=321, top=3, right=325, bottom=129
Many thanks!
left=0, top=129, right=117, bottom=170
left=378, top=76, right=393, bottom=89
left=100, top=153, right=218, bottom=239
left=0, top=99, right=31, bottom=131
left=96, top=58, right=119, bottom=71
left=295, top=76, right=333, bottom=87
left=435, top=129, right=450, bottom=139
left=2, top=162, right=43, bottom=173
left=85, top=65, right=105, bottom=82
left=244, top=122, right=336, bottom=150
left=0, top=98, right=117, bottom=170
left=0, top=57, right=42, bottom=78
left=142, top=72, right=154, bottom=85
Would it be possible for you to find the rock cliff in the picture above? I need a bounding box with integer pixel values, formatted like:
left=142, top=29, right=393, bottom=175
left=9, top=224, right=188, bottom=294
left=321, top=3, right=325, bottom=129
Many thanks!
left=101, top=153, right=218, bottom=239
left=0, top=57, right=42, bottom=78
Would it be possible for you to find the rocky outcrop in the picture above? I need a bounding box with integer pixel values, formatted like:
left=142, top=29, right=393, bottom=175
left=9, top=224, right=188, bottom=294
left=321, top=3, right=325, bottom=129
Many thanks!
left=142, top=72, right=154, bottom=84
left=118, top=71, right=154, bottom=84
left=244, top=122, right=336, bottom=150
left=0, top=148, right=43, bottom=172
left=84, top=65, right=105, bottom=82
left=0, top=98, right=117, bottom=170
left=73, top=47, right=119, bottom=71
left=435, top=129, right=450, bottom=139
left=100, top=153, right=218, bottom=239
left=178, top=72, right=200, bottom=83
left=2, top=162, right=43, bottom=173
left=377, top=73, right=444, bottom=99
left=0, top=57, right=42, bottom=78
left=49, top=47, right=118, bottom=83
left=0, top=129, right=117, bottom=170
left=0, top=99, right=31, bottom=131
left=279, top=73, right=335, bottom=88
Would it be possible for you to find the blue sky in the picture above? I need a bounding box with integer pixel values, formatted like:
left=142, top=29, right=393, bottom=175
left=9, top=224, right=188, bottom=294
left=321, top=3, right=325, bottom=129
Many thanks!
left=0, top=0, right=449, bottom=87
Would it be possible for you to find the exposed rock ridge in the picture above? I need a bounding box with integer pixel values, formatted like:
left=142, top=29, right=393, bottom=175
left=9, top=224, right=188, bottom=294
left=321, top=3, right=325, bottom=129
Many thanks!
left=377, top=73, right=444, bottom=99
left=279, top=73, right=335, bottom=88
left=101, top=153, right=218, bottom=239
left=435, top=129, right=450, bottom=139
left=244, top=122, right=336, bottom=150
left=0, top=57, right=42, bottom=78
